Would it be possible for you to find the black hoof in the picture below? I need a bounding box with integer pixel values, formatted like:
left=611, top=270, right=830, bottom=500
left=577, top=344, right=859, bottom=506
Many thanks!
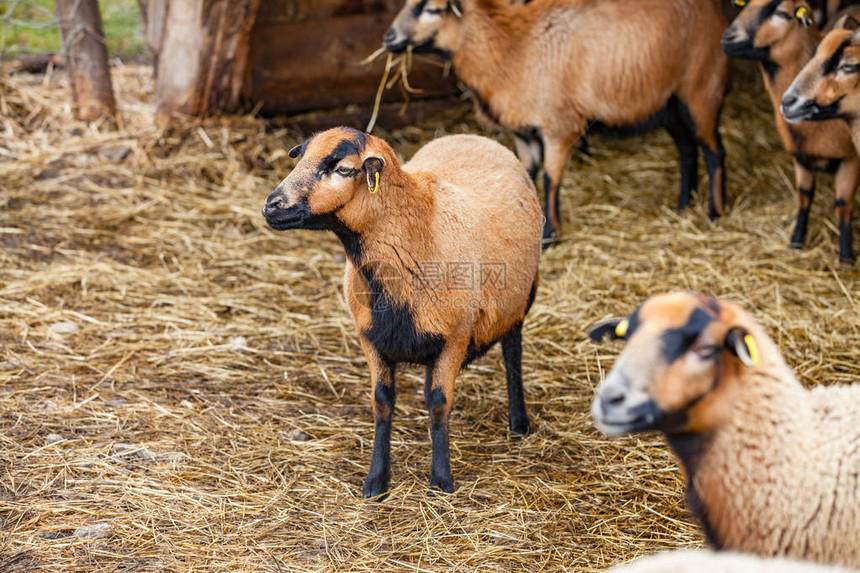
left=510, top=416, right=531, bottom=437
left=541, top=237, right=558, bottom=251
left=789, top=242, right=804, bottom=250
left=363, top=475, right=390, bottom=500
left=839, top=256, right=855, bottom=265
left=429, top=474, right=454, bottom=494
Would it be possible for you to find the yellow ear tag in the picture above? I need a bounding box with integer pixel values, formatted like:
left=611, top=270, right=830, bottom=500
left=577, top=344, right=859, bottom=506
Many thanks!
left=795, top=6, right=808, bottom=20
left=743, top=334, right=760, bottom=366
left=734, top=0, right=746, bottom=7
left=614, top=319, right=629, bottom=339
left=369, top=171, right=379, bottom=194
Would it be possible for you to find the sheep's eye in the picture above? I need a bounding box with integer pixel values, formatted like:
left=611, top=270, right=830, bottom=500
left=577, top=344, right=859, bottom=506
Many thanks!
left=774, top=10, right=792, bottom=19
left=839, top=62, right=860, bottom=74
left=335, top=166, right=353, bottom=176
left=695, top=345, right=719, bottom=360
left=424, top=7, right=444, bottom=14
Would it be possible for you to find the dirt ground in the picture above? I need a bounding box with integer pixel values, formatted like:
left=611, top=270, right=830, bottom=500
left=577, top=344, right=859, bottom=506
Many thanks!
left=1, top=62, right=858, bottom=572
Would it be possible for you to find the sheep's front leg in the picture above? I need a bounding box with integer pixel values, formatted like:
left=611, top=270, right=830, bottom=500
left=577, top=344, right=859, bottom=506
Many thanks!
left=424, top=340, right=468, bottom=493
left=361, top=338, right=396, bottom=500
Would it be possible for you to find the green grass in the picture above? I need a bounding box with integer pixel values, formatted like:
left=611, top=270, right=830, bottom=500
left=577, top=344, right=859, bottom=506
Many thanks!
left=0, top=0, right=144, bottom=56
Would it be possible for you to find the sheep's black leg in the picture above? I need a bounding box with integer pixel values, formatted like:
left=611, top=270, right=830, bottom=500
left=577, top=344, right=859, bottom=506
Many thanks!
left=501, top=324, right=530, bottom=436
left=664, top=104, right=699, bottom=212
left=834, top=157, right=860, bottom=262
left=790, top=162, right=815, bottom=249
left=361, top=341, right=396, bottom=500
left=424, top=342, right=467, bottom=494
left=698, top=131, right=726, bottom=220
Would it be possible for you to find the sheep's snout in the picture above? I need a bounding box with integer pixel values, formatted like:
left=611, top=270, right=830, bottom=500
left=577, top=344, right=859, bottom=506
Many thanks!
left=383, top=26, right=409, bottom=53
left=780, top=89, right=819, bottom=124
left=262, top=196, right=312, bottom=231
left=592, top=371, right=660, bottom=436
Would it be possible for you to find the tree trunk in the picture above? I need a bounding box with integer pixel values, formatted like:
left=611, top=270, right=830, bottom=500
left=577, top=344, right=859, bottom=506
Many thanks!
left=141, top=0, right=260, bottom=125
left=55, top=0, right=117, bottom=122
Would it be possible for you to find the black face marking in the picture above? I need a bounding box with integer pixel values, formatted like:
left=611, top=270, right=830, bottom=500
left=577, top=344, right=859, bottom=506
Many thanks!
left=661, top=308, right=715, bottom=364
left=316, top=132, right=368, bottom=176
left=413, top=0, right=429, bottom=16
left=824, top=39, right=852, bottom=75
left=758, top=0, right=784, bottom=23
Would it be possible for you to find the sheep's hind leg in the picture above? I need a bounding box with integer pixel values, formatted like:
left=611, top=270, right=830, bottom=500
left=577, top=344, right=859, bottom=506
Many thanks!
left=790, top=161, right=815, bottom=249
left=540, top=135, right=574, bottom=248
left=424, top=341, right=468, bottom=494
left=361, top=339, right=396, bottom=500
left=834, top=156, right=859, bottom=262
left=664, top=101, right=699, bottom=212
left=502, top=324, right=530, bottom=436
left=513, top=132, right=543, bottom=185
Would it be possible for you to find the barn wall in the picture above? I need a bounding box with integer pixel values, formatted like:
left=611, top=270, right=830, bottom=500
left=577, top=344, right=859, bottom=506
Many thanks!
left=246, top=0, right=458, bottom=116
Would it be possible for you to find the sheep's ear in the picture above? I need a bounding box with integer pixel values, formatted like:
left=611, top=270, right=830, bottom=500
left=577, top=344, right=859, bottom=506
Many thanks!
left=448, top=0, right=463, bottom=18
left=588, top=318, right=629, bottom=342
left=725, top=327, right=760, bottom=367
left=794, top=5, right=812, bottom=28
left=288, top=137, right=312, bottom=159
left=363, top=157, right=384, bottom=193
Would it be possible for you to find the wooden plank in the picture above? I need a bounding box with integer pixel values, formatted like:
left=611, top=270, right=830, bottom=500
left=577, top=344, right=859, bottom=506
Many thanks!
left=247, top=13, right=458, bottom=116
left=257, top=0, right=399, bottom=24
left=155, top=0, right=261, bottom=124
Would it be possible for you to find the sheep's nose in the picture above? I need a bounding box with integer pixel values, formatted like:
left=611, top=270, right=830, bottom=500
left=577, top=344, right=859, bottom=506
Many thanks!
left=721, top=29, right=739, bottom=46
left=600, top=388, right=627, bottom=413
left=782, top=93, right=799, bottom=109
left=262, top=199, right=285, bottom=216
left=383, top=28, right=397, bottom=45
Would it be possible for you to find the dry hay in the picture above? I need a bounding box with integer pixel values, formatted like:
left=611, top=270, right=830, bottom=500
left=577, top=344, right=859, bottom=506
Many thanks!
left=1, top=61, right=858, bottom=572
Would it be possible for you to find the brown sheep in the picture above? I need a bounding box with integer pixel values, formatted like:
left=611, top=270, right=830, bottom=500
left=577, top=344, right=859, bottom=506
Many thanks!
left=782, top=20, right=860, bottom=263
left=722, top=0, right=860, bottom=261
left=383, top=0, right=729, bottom=246
left=588, top=291, right=860, bottom=567
left=262, top=127, right=542, bottom=498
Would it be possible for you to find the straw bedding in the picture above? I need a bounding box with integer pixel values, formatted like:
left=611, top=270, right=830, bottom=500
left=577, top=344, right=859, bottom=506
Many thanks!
left=0, top=61, right=858, bottom=572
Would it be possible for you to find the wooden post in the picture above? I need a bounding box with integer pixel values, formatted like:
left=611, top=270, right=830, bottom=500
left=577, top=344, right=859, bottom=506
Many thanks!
left=55, top=0, right=117, bottom=121
left=144, top=0, right=260, bottom=125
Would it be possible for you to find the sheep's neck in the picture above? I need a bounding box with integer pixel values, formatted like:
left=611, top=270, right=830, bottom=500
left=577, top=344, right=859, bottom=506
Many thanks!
left=667, top=372, right=808, bottom=552
left=760, top=31, right=816, bottom=154
left=337, top=169, right=434, bottom=293
left=448, top=5, right=518, bottom=116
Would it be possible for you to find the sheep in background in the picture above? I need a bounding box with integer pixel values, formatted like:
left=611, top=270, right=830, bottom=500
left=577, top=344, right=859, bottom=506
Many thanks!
left=721, top=0, right=860, bottom=261
left=781, top=19, right=860, bottom=262
left=383, top=0, right=729, bottom=246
